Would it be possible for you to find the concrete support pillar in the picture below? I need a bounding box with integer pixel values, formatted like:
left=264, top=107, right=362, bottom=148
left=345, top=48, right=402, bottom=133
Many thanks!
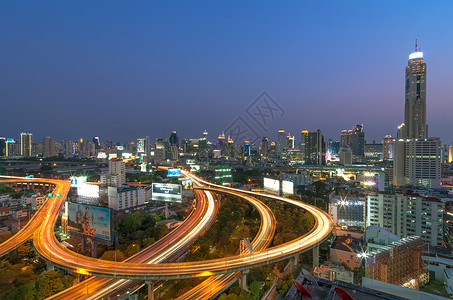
left=313, top=245, right=319, bottom=268
left=46, top=261, right=54, bottom=271
left=146, top=281, right=154, bottom=300
left=91, top=240, right=97, bottom=258
left=291, top=255, right=298, bottom=269
left=81, top=236, right=87, bottom=251
left=240, top=270, right=249, bottom=290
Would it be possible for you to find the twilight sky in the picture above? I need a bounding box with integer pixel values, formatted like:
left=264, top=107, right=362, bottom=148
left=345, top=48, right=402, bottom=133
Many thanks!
left=1, top=1, right=453, bottom=144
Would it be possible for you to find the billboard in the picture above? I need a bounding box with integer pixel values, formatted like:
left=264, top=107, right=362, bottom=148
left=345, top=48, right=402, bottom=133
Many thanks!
left=263, top=178, right=279, bottom=191
left=70, top=176, right=87, bottom=188
left=168, top=168, right=182, bottom=177
left=152, top=183, right=182, bottom=202
left=137, top=139, right=145, bottom=153
left=282, top=180, right=294, bottom=194
left=77, top=183, right=100, bottom=198
left=67, top=203, right=112, bottom=240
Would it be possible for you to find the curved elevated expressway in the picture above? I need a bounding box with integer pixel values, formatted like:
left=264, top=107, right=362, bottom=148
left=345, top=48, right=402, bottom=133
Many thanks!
left=31, top=171, right=333, bottom=281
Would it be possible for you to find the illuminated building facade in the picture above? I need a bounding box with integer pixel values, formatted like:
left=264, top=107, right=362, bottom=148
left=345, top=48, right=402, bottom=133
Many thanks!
left=20, top=131, right=33, bottom=157
left=404, top=43, right=427, bottom=139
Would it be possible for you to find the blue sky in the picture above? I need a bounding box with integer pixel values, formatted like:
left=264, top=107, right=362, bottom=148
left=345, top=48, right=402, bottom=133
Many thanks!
left=1, top=1, right=453, bottom=144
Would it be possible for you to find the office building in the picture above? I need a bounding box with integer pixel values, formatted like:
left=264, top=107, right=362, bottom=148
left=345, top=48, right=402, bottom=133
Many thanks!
left=20, top=131, right=32, bottom=157
left=329, top=196, right=366, bottom=228
left=5, top=138, right=16, bottom=158
left=260, top=137, right=269, bottom=158
left=277, top=129, right=287, bottom=154
left=393, top=138, right=441, bottom=188
left=303, top=129, right=325, bottom=165
left=382, top=135, right=393, bottom=160
left=42, top=136, right=59, bottom=158
left=101, top=159, right=126, bottom=187
left=340, top=125, right=365, bottom=157
left=367, top=192, right=443, bottom=247
left=108, top=186, right=146, bottom=210
left=404, top=42, right=427, bottom=139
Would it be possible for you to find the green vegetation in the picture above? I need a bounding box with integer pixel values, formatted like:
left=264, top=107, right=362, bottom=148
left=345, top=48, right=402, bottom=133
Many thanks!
left=420, top=278, right=450, bottom=298
left=97, top=210, right=168, bottom=259
left=0, top=245, right=74, bottom=300
left=0, top=183, right=27, bottom=199
left=218, top=282, right=263, bottom=300
left=257, top=197, right=314, bottom=246
left=185, top=194, right=260, bottom=261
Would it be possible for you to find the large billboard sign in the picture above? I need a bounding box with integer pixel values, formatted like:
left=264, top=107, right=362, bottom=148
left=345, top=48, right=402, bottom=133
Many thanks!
left=263, top=178, right=279, bottom=191
left=152, top=183, right=182, bottom=202
left=168, top=168, right=182, bottom=177
left=137, top=139, right=145, bottom=154
left=77, top=183, right=100, bottom=198
left=67, top=203, right=112, bottom=241
left=70, top=176, right=87, bottom=188
left=282, top=180, right=294, bottom=194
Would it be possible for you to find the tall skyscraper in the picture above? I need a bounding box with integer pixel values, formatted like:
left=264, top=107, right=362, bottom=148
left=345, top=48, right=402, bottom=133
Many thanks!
left=169, top=131, right=179, bottom=147
left=261, top=137, right=269, bottom=158
left=304, top=129, right=325, bottom=165
left=42, top=136, right=58, bottom=158
left=404, top=41, right=427, bottom=139
left=340, top=125, right=365, bottom=157
left=20, top=131, right=33, bottom=157
left=277, top=130, right=287, bottom=154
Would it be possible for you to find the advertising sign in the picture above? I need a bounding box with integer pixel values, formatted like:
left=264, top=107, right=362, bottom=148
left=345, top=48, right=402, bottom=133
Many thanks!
left=282, top=180, right=294, bottom=194
left=263, top=178, right=279, bottom=191
left=168, top=168, right=182, bottom=177
left=70, top=176, right=87, bottom=188
left=67, top=203, right=112, bottom=240
left=77, top=183, right=100, bottom=198
left=137, top=139, right=145, bottom=153
left=152, top=183, right=182, bottom=202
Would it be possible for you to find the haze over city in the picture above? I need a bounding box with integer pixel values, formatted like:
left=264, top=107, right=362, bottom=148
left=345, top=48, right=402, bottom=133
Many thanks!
left=1, top=1, right=453, bottom=143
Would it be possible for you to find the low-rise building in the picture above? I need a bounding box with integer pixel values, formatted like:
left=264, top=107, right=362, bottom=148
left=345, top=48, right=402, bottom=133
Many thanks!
left=330, top=235, right=363, bottom=270
left=313, top=264, right=354, bottom=283
left=108, top=186, right=145, bottom=210
left=329, top=196, right=366, bottom=228
left=0, top=207, right=12, bottom=218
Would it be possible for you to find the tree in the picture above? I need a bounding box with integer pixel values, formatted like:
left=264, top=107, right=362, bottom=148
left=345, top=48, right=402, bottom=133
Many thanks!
left=100, top=250, right=125, bottom=262
left=34, top=271, right=64, bottom=300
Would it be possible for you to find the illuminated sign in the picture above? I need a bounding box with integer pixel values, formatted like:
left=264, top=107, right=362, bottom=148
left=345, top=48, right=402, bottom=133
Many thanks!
left=108, top=153, right=117, bottom=160
left=140, top=163, right=147, bottom=172
left=117, top=146, right=124, bottom=150
left=168, top=168, right=182, bottom=177
left=67, top=203, right=112, bottom=240
left=152, top=183, right=182, bottom=203
left=122, top=152, right=132, bottom=158
left=282, top=180, right=294, bottom=194
left=70, top=176, right=87, bottom=188
left=137, top=139, right=145, bottom=153
left=97, top=152, right=107, bottom=159
left=263, top=178, right=279, bottom=191
left=77, top=183, right=100, bottom=198
left=409, top=52, right=423, bottom=60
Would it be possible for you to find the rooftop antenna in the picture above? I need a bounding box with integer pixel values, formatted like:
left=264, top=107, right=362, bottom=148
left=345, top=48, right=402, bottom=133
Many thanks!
left=415, top=38, right=418, bottom=52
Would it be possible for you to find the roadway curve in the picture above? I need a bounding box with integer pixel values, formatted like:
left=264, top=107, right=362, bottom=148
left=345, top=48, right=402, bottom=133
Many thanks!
left=32, top=171, right=333, bottom=280
left=0, top=177, right=61, bottom=257
left=177, top=187, right=276, bottom=300
left=48, top=189, right=219, bottom=300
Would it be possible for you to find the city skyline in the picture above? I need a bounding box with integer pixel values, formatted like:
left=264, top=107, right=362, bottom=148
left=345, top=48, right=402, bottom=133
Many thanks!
left=2, top=2, right=453, bottom=143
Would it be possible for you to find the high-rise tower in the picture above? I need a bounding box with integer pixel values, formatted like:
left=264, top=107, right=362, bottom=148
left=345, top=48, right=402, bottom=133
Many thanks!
left=404, top=40, right=427, bottom=139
